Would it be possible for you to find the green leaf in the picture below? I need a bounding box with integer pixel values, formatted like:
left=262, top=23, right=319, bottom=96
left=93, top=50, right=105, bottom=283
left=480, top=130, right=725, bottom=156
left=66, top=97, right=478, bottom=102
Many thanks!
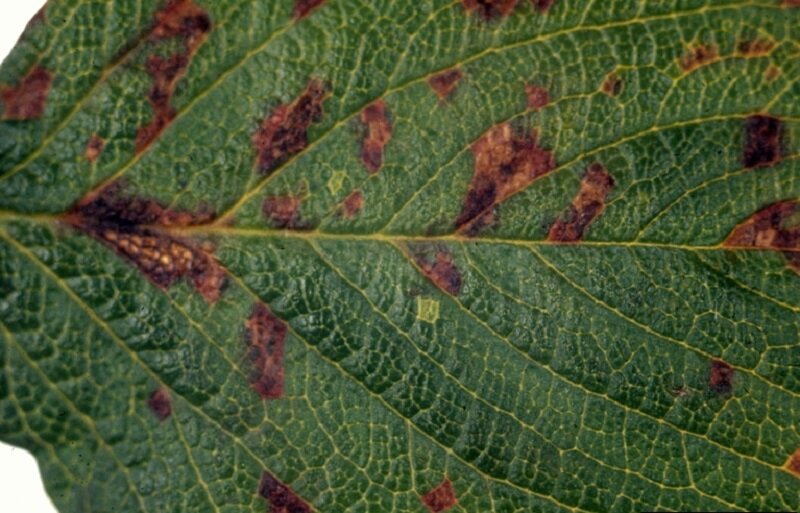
left=1, top=1, right=799, bottom=512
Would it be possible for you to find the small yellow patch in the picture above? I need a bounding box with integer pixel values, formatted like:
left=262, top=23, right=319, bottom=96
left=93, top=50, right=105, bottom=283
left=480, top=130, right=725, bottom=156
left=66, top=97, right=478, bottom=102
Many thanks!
left=327, top=171, right=346, bottom=195
left=416, top=297, right=440, bottom=324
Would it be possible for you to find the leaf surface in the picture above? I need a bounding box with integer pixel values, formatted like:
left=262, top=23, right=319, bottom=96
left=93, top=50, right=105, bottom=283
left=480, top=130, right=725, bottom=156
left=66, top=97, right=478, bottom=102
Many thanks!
left=1, top=1, right=800, bottom=512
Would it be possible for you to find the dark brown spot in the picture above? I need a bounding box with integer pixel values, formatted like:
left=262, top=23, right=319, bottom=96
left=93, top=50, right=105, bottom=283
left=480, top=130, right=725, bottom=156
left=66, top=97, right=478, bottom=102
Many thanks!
left=26, top=6, right=47, bottom=29
left=765, top=65, right=781, bottom=82
left=294, top=0, right=326, bottom=19
left=678, top=44, right=719, bottom=72
left=410, top=246, right=462, bottom=296
left=64, top=183, right=225, bottom=303
left=455, top=122, right=555, bottom=231
left=708, top=359, right=735, bottom=395
left=525, top=85, right=549, bottom=110
left=785, top=449, right=800, bottom=477
left=262, top=195, right=306, bottom=229
left=359, top=100, right=392, bottom=174
left=782, top=0, right=800, bottom=7
left=601, top=73, right=623, bottom=97
left=340, top=190, right=364, bottom=218
left=148, top=388, right=172, bottom=421
left=462, top=0, right=518, bottom=20
left=724, top=200, right=800, bottom=272
left=258, top=472, right=311, bottom=513
left=1, top=66, right=51, bottom=120
left=737, top=39, right=775, bottom=57
left=548, top=163, right=615, bottom=242
left=530, top=0, right=556, bottom=12
left=85, top=134, right=105, bottom=163
left=743, top=114, right=783, bottom=169
left=421, top=479, right=457, bottom=513
left=252, top=79, right=329, bottom=174
left=428, top=69, right=464, bottom=100
left=136, top=0, right=211, bottom=152
left=245, top=304, right=287, bottom=400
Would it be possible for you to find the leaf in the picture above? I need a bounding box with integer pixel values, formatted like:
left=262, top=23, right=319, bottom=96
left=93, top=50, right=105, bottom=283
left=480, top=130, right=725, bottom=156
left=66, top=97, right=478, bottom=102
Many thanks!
left=1, top=1, right=799, bottom=512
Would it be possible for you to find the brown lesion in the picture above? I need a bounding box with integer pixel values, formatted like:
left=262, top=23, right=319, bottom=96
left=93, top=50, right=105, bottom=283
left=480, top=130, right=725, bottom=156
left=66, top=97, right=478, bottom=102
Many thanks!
left=428, top=68, right=464, bottom=100
left=1, top=65, right=52, bottom=120
left=548, top=163, right=615, bottom=242
left=742, top=114, right=784, bottom=169
left=525, top=84, right=550, bottom=110
left=784, top=448, right=800, bottom=478
left=245, top=303, right=287, bottom=399
left=63, top=182, right=225, bottom=303
left=737, top=39, right=775, bottom=57
left=262, top=195, right=310, bottom=230
left=462, top=0, right=518, bottom=20
left=421, top=479, right=457, bottom=513
left=408, top=245, right=463, bottom=296
left=724, top=200, right=800, bottom=272
left=678, top=44, right=719, bottom=72
left=148, top=388, right=172, bottom=421
left=258, top=471, right=311, bottom=512
left=708, top=359, right=735, bottom=395
left=340, top=190, right=364, bottom=218
left=455, top=122, right=555, bottom=232
left=294, top=0, right=327, bottom=19
left=764, top=65, right=781, bottom=82
left=85, top=134, right=105, bottom=163
left=600, top=72, right=623, bottom=97
left=136, top=0, right=212, bottom=152
left=252, top=78, right=329, bottom=174
left=359, top=100, right=393, bottom=174
left=530, top=0, right=556, bottom=11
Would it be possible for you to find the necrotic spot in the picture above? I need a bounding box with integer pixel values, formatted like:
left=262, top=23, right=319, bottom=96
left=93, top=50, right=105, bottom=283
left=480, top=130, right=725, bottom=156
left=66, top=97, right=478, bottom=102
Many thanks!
left=743, top=114, right=783, bottom=169
left=246, top=303, right=287, bottom=399
left=421, top=479, right=457, bottom=513
left=148, top=388, right=172, bottom=421
left=1, top=65, right=51, bottom=120
left=258, top=471, right=311, bottom=512
left=708, top=359, right=734, bottom=395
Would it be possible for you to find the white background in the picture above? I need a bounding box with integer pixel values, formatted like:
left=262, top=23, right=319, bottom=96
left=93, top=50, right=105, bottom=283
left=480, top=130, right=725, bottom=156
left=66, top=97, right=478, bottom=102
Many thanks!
left=1, top=1, right=60, bottom=512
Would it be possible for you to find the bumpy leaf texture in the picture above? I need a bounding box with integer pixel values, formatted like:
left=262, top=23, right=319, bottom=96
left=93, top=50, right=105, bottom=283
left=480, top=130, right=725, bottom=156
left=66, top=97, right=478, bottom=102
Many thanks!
left=1, top=1, right=799, bottom=512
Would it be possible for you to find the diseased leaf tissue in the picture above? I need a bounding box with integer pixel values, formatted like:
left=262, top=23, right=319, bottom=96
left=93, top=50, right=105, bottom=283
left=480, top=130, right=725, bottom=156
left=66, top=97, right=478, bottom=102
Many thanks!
left=0, top=1, right=799, bottom=512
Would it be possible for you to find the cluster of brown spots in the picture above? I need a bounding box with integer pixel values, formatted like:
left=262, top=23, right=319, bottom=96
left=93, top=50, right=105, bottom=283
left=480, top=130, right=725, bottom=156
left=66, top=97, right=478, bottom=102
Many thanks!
left=1, top=66, right=51, bottom=120
left=708, top=359, right=735, bottom=395
left=743, top=114, right=783, bottom=169
left=601, top=72, right=623, bottom=97
left=525, top=84, right=550, bottom=110
left=548, top=163, right=615, bottom=242
left=428, top=68, right=464, bottom=100
left=258, top=471, right=311, bottom=513
left=359, top=100, right=393, bottom=174
left=678, top=44, right=719, bottom=72
left=64, top=183, right=225, bottom=303
left=421, top=479, right=457, bottom=513
left=148, top=388, right=172, bottom=421
left=737, top=39, right=775, bottom=57
left=85, top=134, right=105, bottom=163
left=455, top=122, right=555, bottom=231
left=785, top=448, right=800, bottom=478
left=724, top=200, right=800, bottom=272
left=340, top=190, right=364, bottom=218
left=410, top=246, right=463, bottom=296
left=252, top=78, right=329, bottom=174
left=136, top=0, right=211, bottom=152
left=262, top=195, right=308, bottom=229
left=294, top=0, right=327, bottom=19
left=462, top=0, right=518, bottom=20
left=245, top=303, right=287, bottom=399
